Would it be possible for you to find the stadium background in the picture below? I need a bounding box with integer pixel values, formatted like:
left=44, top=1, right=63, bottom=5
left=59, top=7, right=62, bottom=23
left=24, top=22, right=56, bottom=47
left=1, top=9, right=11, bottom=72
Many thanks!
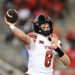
left=0, top=0, right=75, bottom=75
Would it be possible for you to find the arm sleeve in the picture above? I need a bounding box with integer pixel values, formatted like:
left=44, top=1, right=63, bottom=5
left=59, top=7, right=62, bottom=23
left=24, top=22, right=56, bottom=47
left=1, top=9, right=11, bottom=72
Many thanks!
left=25, top=32, right=37, bottom=50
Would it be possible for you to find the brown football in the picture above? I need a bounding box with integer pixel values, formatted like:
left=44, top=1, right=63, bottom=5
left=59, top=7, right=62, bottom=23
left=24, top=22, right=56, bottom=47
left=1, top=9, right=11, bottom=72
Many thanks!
left=6, top=9, right=18, bottom=23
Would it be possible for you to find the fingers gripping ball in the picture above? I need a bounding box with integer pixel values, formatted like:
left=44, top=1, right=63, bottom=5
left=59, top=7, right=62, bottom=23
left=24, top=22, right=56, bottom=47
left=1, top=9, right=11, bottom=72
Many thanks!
left=6, top=9, right=18, bottom=23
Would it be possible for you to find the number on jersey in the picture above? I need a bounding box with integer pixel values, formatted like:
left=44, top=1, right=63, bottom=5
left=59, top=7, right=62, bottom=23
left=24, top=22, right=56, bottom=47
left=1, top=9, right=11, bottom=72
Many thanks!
left=45, top=51, right=53, bottom=67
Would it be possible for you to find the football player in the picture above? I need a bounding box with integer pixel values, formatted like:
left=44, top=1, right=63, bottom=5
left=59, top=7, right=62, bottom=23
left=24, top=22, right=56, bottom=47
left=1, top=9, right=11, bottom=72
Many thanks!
left=4, top=9, right=70, bottom=75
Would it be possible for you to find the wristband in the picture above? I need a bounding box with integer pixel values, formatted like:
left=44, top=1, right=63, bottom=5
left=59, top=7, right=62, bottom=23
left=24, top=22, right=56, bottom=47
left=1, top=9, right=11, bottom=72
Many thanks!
left=9, top=25, right=16, bottom=31
left=55, top=47, right=64, bottom=57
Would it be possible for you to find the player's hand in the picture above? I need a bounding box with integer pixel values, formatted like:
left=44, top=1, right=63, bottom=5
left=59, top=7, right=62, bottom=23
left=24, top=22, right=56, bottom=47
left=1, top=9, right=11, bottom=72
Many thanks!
left=49, top=34, right=58, bottom=49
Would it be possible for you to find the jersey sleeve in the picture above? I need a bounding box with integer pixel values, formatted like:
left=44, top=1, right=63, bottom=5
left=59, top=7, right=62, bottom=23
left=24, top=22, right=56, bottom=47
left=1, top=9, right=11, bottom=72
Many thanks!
left=25, top=32, right=37, bottom=50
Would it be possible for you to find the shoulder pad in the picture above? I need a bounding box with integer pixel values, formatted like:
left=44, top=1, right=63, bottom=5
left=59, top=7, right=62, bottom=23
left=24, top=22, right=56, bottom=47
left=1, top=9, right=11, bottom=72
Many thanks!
left=28, top=32, right=37, bottom=39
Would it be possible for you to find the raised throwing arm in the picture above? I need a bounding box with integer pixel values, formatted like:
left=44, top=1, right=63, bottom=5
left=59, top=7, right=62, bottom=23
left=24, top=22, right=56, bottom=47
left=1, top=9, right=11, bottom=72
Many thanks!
left=4, top=16, right=31, bottom=45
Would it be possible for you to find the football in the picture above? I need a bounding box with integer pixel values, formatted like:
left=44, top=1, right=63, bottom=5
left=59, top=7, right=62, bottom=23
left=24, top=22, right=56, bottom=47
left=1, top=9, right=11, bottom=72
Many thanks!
left=6, top=9, right=18, bottom=23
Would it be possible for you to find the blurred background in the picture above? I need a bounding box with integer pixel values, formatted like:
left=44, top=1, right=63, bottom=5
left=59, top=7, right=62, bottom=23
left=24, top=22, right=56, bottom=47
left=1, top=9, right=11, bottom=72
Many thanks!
left=0, top=0, right=75, bottom=75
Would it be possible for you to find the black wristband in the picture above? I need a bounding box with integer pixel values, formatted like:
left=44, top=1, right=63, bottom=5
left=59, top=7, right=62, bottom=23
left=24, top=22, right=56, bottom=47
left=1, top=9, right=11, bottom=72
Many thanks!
left=55, top=47, right=64, bottom=57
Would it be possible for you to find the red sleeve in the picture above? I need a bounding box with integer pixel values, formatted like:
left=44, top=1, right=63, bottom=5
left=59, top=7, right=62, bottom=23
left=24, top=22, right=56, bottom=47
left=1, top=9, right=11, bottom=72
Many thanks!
left=28, top=32, right=37, bottom=39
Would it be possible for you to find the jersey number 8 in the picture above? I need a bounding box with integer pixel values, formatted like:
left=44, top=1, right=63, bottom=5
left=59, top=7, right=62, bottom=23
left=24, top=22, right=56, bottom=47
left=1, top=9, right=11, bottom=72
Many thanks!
left=45, top=51, right=53, bottom=67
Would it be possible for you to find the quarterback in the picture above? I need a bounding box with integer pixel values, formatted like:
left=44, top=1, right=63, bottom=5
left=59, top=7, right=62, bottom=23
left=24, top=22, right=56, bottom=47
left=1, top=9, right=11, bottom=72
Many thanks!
left=4, top=9, right=70, bottom=75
